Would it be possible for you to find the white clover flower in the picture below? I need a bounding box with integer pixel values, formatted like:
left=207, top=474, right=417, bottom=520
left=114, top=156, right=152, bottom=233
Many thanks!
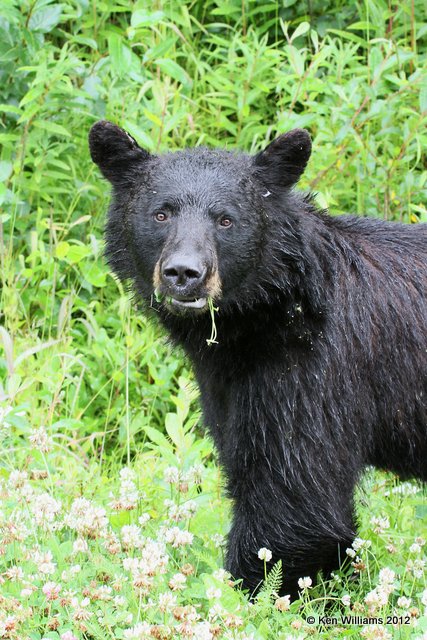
left=406, top=558, right=425, bottom=579
left=168, top=572, right=187, bottom=591
left=297, top=576, right=312, bottom=590
left=31, top=492, right=62, bottom=528
left=33, top=549, right=56, bottom=575
left=212, top=534, right=225, bottom=548
left=5, top=565, right=24, bottom=581
left=164, top=466, right=180, bottom=484
left=275, top=595, right=291, bottom=611
left=397, top=596, right=411, bottom=609
left=206, top=586, right=222, bottom=600
left=138, top=513, right=150, bottom=526
left=257, top=547, right=272, bottom=562
left=370, top=516, right=390, bottom=534
left=341, top=594, right=351, bottom=606
left=72, top=538, right=88, bottom=554
left=29, top=426, right=53, bottom=452
left=409, top=543, right=422, bottom=554
left=42, top=581, right=61, bottom=600
left=64, top=497, right=108, bottom=538
left=186, top=464, right=204, bottom=485
left=123, top=621, right=152, bottom=639
left=8, top=470, right=28, bottom=489
left=158, top=592, right=177, bottom=612
left=60, top=632, right=78, bottom=640
left=213, top=568, right=230, bottom=582
left=365, top=588, right=389, bottom=612
left=121, top=524, right=144, bottom=549
left=361, top=624, right=392, bottom=640
left=346, top=547, right=357, bottom=558
left=352, top=537, right=372, bottom=552
left=378, top=567, right=395, bottom=586
left=193, top=621, right=213, bottom=640
left=164, top=526, right=194, bottom=548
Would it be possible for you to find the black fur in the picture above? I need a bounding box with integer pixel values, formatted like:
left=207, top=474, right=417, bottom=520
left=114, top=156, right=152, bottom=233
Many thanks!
left=89, top=121, right=427, bottom=598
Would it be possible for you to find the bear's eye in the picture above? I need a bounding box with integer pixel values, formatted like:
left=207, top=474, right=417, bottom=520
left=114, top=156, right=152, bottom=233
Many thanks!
left=219, top=216, right=233, bottom=228
left=154, top=211, right=168, bottom=222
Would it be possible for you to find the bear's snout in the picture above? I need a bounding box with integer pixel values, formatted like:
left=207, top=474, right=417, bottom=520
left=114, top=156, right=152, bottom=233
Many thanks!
left=161, top=255, right=207, bottom=291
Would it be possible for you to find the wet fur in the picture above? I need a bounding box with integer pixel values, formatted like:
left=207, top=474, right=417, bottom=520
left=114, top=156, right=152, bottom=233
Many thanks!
left=89, top=121, right=427, bottom=598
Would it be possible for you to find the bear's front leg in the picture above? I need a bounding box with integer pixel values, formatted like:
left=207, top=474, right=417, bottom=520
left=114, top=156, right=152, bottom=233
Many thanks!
left=225, top=487, right=356, bottom=599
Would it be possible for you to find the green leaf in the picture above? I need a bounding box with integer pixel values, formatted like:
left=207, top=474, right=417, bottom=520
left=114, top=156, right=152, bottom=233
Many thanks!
left=0, top=161, right=13, bottom=182
left=419, top=85, right=427, bottom=113
left=33, top=120, right=71, bottom=137
left=290, top=21, right=310, bottom=42
left=155, top=58, right=192, bottom=89
left=108, top=33, right=132, bottom=76
left=28, top=4, right=63, bottom=33
left=131, top=9, right=164, bottom=28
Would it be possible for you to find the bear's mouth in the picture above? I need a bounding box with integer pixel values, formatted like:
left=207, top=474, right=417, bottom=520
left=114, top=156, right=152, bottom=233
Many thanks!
left=169, top=296, right=207, bottom=310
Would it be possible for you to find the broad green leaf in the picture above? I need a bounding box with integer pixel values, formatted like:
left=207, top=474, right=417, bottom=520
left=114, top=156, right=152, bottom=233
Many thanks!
left=155, top=58, right=192, bottom=88
left=290, top=21, right=310, bottom=42
left=131, top=9, right=164, bottom=28
left=28, top=4, right=63, bottom=33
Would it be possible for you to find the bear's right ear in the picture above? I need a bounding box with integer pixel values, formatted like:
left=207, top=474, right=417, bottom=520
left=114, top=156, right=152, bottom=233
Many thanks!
left=254, top=129, right=312, bottom=188
left=88, top=120, right=150, bottom=187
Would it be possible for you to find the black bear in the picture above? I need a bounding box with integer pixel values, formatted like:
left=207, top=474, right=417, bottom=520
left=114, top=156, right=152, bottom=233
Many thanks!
left=89, top=121, right=427, bottom=598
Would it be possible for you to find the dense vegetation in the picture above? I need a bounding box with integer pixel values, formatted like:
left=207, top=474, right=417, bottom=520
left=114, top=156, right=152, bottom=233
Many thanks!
left=0, top=1, right=426, bottom=638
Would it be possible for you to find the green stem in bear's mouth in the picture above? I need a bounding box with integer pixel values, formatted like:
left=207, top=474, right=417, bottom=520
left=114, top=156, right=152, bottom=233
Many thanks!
left=206, top=297, right=219, bottom=346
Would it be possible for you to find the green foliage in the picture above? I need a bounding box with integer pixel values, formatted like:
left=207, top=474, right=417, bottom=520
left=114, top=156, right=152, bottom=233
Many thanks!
left=0, top=1, right=426, bottom=637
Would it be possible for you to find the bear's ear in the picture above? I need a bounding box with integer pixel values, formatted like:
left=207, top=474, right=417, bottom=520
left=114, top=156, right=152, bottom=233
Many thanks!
left=88, top=120, right=150, bottom=187
left=254, top=129, right=312, bottom=188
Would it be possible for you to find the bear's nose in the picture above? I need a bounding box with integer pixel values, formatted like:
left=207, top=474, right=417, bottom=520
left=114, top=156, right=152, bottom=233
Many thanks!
left=161, top=257, right=206, bottom=289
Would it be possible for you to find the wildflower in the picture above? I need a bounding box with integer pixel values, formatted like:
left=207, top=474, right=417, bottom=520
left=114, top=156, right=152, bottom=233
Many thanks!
left=406, top=558, right=425, bottom=579
left=169, top=572, right=187, bottom=591
left=213, top=568, right=230, bottom=581
left=206, top=587, right=222, bottom=600
left=5, top=565, right=24, bottom=581
left=158, top=592, right=178, bottom=612
left=341, top=594, right=351, bottom=606
left=297, top=576, right=312, bottom=590
left=164, top=466, right=180, bottom=484
left=370, top=516, right=390, bottom=534
left=378, top=567, right=395, bottom=590
left=193, top=621, right=213, bottom=639
left=365, top=588, right=389, bottom=613
left=275, top=595, right=291, bottom=611
left=72, top=538, right=89, bottom=554
left=257, top=547, right=272, bottom=562
left=42, top=581, right=61, bottom=600
left=212, top=534, right=225, bottom=548
left=397, top=596, right=411, bottom=609
left=352, top=537, right=372, bottom=552
left=409, top=543, right=422, bottom=554
left=31, top=492, right=61, bottom=529
left=123, top=621, right=152, bottom=639
left=346, top=547, right=356, bottom=558
left=29, top=426, right=53, bottom=452
left=61, top=632, right=78, bottom=640
left=64, top=497, right=108, bottom=538
left=121, top=524, right=144, bottom=550
left=8, top=470, right=28, bottom=489
left=33, top=549, right=56, bottom=575
left=164, top=526, right=194, bottom=548
left=361, top=625, right=391, bottom=639
left=138, top=513, right=150, bottom=526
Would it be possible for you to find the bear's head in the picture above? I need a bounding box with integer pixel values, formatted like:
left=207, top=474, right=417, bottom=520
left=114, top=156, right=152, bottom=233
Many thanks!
left=89, top=121, right=311, bottom=315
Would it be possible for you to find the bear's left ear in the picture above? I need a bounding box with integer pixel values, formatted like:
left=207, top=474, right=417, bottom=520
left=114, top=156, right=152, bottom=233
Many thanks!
left=89, top=120, right=151, bottom=187
left=254, top=129, right=312, bottom=188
